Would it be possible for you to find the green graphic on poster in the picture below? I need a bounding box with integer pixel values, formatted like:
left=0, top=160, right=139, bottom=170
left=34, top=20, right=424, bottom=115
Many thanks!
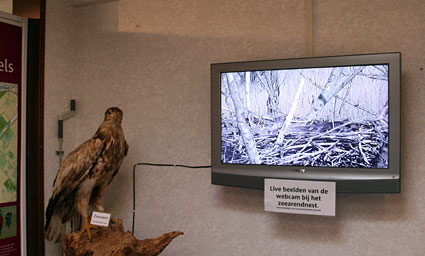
left=0, top=82, right=18, bottom=204
left=0, top=205, right=17, bottom=239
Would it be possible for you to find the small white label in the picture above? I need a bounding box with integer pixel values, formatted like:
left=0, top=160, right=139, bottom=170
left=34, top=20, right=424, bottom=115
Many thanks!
left=90, top=211, right=111, bottom=227
left=264, top=179, right=336, bottom=216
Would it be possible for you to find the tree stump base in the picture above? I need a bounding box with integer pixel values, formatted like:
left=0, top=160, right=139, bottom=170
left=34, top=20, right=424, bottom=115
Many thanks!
left=62, top=218, right=183, bottom=256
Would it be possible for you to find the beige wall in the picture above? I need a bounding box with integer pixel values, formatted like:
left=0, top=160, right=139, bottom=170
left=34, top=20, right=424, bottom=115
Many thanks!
left=0, top=0, right=12, bottom=13
left=44, top=0, right=425, bottom=255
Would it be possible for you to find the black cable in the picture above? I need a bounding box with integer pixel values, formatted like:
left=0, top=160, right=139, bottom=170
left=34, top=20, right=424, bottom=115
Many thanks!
left=132, top=162, right=211, bottom=234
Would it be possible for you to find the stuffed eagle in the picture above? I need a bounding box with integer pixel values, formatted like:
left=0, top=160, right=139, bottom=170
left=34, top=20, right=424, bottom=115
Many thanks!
left=45, top=107, right=129, bottom=243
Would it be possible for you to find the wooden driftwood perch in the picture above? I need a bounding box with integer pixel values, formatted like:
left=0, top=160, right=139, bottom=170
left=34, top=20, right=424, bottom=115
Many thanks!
left=63, top=218, right=183, bottom=256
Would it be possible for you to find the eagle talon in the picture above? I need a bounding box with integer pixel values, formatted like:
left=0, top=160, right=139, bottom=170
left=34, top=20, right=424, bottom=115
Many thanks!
left=80, top=216, right=100, bottom=241
left=110, top=217, right=119, bottom=225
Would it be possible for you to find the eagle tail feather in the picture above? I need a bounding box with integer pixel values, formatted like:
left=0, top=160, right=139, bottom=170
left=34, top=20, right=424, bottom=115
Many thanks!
left=45, top=213, right=65, bottom=243
left=45, top=192, right=62, bottom=232
left=45, top=190, right=76, bottom=243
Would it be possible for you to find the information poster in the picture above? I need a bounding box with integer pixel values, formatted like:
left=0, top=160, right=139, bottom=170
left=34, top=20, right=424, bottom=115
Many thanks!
left=0, top=12, right=23, bottom=256
left=265, top=179, right=336, bottom=216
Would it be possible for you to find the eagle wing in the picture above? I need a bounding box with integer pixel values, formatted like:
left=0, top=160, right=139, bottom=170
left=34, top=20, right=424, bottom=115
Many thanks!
left=45, top=137, right=104, bottom=237
left=53, top=137, right=104, bottom=194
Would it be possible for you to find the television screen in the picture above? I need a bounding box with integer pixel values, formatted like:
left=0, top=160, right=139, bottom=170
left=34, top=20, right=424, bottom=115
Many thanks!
left=221, top=65, right=389, bottom=168
left=211, top=53, right=401, bottom=193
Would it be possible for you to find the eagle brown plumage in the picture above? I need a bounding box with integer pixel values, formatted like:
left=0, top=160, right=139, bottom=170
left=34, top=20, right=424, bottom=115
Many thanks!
left=45, top=107, right=129, bottom=243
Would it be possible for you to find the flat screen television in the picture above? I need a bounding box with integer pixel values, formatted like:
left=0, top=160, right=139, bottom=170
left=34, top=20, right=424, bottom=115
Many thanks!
left=211, top=52, right=401, bottom=193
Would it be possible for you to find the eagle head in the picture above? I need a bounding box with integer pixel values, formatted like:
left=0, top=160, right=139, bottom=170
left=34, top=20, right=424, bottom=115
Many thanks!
left=104, top=107, right=123, bottom=124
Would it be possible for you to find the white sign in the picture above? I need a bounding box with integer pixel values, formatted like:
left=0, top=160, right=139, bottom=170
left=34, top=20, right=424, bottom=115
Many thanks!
left=90, top=211, right=111, bottom=227
left=264, top=179, right=336, bottom=216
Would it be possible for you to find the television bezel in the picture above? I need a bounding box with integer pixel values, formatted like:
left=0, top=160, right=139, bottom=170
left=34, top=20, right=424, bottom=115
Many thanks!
left=211, top=52, right=401, bottom=193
